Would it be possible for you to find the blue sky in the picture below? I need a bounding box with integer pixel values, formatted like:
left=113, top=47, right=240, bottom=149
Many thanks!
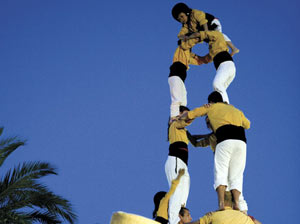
left=1, top=0, right=299, bottom=223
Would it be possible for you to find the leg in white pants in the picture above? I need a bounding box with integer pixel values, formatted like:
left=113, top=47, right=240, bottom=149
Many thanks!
left=168, top=76, right=187, bottom=117
left=214, top=139, right=246, bottom=193
left=211, top=18, right=231, bottom=42
left=213, top=61, right=236, bottom=104
left=165, top=156, right=190, bottom=224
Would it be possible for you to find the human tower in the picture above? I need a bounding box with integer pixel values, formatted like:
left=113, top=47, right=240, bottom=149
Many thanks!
left=153, top=3, right=251, bottom=224
left=111, top=3, right=254, bottom=224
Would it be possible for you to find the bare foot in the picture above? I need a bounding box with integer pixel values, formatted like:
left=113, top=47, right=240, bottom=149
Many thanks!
left=231, top=48, right=240, bottom=56
left=233, top=203, right=240, bottom=211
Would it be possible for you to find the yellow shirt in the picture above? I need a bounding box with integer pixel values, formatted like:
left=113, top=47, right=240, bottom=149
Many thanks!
left=178, top=9, right=208, bottom=37
left=156, top=178, right=180, bottom=220
left=172, top=46, right=201, bottom=69
left=180, top=31, right=228, bottom=60
left=199, top=31, right=228, bottom=59
left=199, top=207, right=255, bottom=224
left=169, top=120, right=190, bottom=145
left=187, top=103, right=250, bottom=132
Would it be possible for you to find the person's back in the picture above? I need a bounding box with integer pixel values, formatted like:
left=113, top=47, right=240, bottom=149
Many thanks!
left=206, top=103, right=250, bottom=131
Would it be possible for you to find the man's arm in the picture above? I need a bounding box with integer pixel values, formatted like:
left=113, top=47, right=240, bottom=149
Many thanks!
left=172, top=119, right=193, bottom=129
left=165, top=169, right=185, bottom=197
left=186, top=131, right=197, bottom=146
left=187, top=105, right=210, bottom=120
left=179, top=105, right=210, bottom=121
left=187, top=131, right=213, bottom=147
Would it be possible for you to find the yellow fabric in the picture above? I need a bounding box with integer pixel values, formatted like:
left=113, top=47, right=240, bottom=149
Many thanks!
left=177, top=9, right=207, bottom=37
left=181, top=31, right=228, bottom=59
left=172, top=47, right=201, bottom=69
left=187, top=103, right=250, bottom=132
left=169, top=120, right=190, bottom=145
left=199, top=31, right=228, bottom=59
left=196, top=134, right=217, bottom=152
left=198, top=207, right=255, bottom=224
left=156, top=178, right=180, bottom=220
left=110, top=211, right=160, bottom=224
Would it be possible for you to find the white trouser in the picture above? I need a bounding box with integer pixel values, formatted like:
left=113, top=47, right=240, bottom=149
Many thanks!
left=214, top=139, right=246, bottom=193
left=213, top=61, right=236, bottom=104
left=238, top=193, right=248, bottom=212
left=168, top=76, right=187, bottom=117
left=165, top=156, right=190, bottom=224
left=211, top=18, right=231, bottom=42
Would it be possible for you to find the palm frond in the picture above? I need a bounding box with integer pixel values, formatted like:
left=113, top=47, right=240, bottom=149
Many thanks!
left=0, top=162, right=57, bottom=201
left=28, top=210, right=62, bottom=224
left=0, top=209, right=31, bottom=224
left=0, top=127, right=77, bottom=223
left=32, top=192, right=77, bottom=224
left=0, top=135, right=25, bottom=167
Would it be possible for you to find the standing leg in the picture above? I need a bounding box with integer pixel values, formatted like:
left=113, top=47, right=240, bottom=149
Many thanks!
left=216, top=185, right=226, bottom=210
left=228, top=140, right=247, bottom=210
left=212, top=18, right=239, bottom=56
left=214, top=140, right=233, bottom=209
left=231, top=189, right=241, bottom=210
left=213, top=61, right=236, bottom=104
left=165, top=156, right=190, bottom=224
left=168, top=76, right=187, bottom=118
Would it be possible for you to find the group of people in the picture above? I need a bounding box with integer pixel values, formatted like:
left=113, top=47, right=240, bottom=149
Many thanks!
left=152, top=3, right=261, bottom=224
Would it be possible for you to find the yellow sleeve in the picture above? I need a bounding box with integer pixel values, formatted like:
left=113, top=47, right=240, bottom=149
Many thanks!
left=172, top=120, right=191, bottom=129
left=200, top=30, right=224, bottom=41
left=199, top=215, right=211, bottom=224
left=166, top=179, right=180, bottom=198
left=178, top=26, right=189, bottom=37
left=187, top=106, right=208, bottom=119
left=193, top=10, right=208, bottom=26
left=240, top=111, right=250, bottom=129
left=156, top=179, right=180, bottom=219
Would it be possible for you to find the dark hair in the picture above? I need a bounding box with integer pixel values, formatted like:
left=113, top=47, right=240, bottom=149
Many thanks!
left=153, top=191, right=166, bottom=218
left=208, top=91, right=223, bottom=103
left=179, top=207, right=189, bottom=217
left=171, top=3, right=192, bottom=21
left=179, top=105, right=190, bottom=112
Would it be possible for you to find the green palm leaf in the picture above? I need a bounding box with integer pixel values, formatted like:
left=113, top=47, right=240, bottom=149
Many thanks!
left=0, top=128, right=77, bottom=223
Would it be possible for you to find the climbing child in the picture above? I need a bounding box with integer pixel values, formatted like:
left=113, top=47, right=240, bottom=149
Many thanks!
left=165, top=106, right=193, bottom=224
left=169, top=46, right=206, bottom=121
left=180, top=30, right=236, bottom=104
left=172, top=2, right=239, bottom=56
